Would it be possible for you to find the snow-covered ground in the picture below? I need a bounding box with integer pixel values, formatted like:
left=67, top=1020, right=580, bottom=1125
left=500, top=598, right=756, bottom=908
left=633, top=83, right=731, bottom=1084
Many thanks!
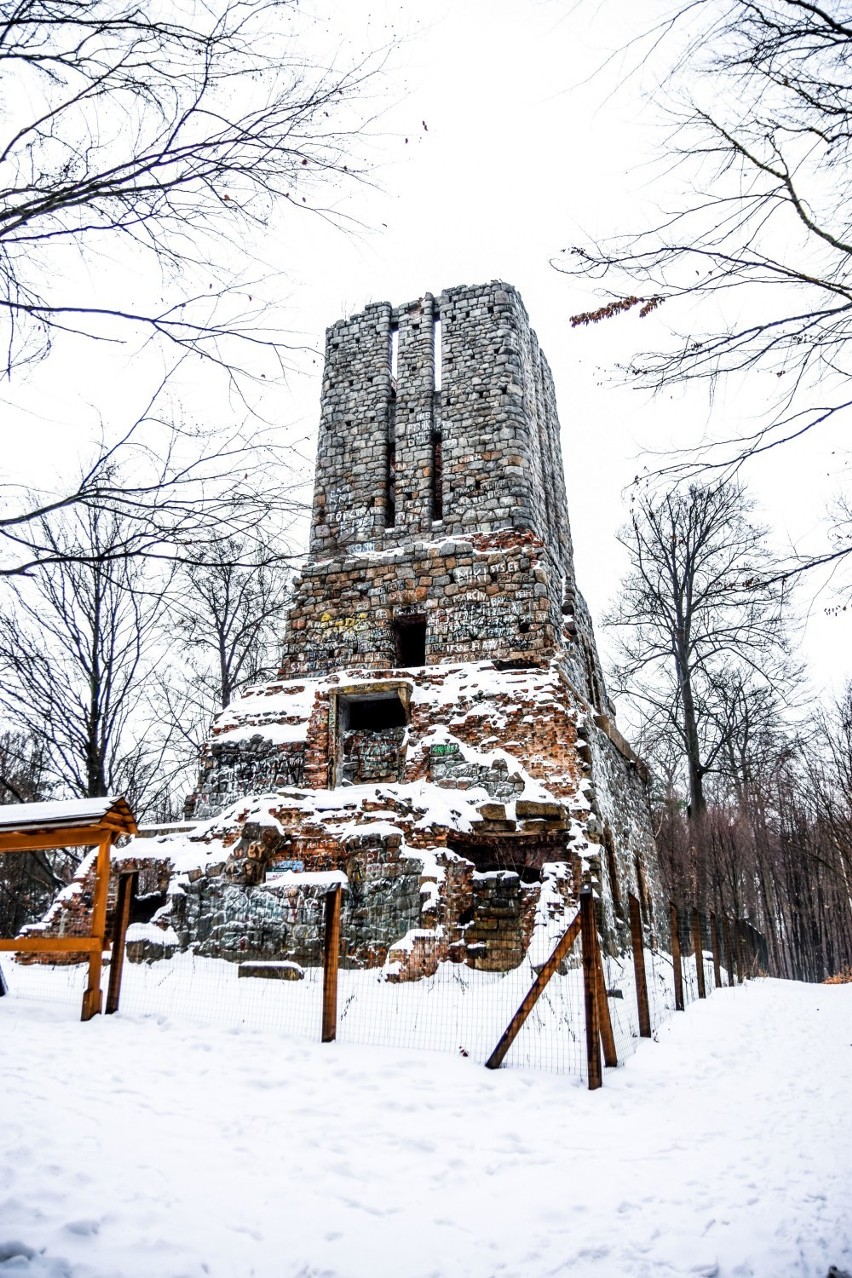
left=1, top=977, right=850, bottom=1278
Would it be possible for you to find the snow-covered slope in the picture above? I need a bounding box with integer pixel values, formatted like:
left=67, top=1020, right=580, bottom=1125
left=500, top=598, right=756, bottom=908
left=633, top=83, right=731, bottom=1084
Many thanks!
left=1, top=978, right=850, bottom=1277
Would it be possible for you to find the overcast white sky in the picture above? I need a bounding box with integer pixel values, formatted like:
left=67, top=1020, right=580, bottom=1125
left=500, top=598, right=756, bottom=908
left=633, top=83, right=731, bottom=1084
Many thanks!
left=5, top=0, right=850, bottom=704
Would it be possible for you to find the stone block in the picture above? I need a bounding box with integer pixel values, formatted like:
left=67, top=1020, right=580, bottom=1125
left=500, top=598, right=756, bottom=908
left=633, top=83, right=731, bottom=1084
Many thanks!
left=238, top=961, right=305, bottom=980
left=515, top=800, right=566, bottom=821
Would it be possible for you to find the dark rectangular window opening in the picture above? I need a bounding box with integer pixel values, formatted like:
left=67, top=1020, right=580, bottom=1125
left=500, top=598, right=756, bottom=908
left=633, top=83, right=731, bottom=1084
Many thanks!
left=394, top=617, right=426, bottom=668
left=342, top=692, right=407, bottom=731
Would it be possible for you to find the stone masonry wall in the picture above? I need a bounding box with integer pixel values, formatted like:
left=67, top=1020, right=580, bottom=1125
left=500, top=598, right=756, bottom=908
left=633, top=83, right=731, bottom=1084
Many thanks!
left=293, top=282, right=611, bottom=707
left=279, top=530, right=562, bottom=680
left=309, top=283, right=574, bottom=560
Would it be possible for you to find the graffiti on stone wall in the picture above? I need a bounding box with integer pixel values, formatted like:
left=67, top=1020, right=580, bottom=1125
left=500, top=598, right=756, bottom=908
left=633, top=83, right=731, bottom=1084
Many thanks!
left=340, top=728, right=406, bottom=785
left=193, top=743, right=306, bottom=818
left=293, top=610, right=392, bottom=674
left=429, top=599, right=536, bottom=655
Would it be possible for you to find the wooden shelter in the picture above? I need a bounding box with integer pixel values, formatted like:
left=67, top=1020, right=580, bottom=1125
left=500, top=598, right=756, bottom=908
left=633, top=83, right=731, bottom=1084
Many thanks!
left=0, top=796, right=137, bottom=1020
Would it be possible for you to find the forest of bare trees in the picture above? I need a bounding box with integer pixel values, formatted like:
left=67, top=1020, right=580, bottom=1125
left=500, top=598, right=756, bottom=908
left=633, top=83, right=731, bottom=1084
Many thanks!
left=612, top=480, right=852, bottom=981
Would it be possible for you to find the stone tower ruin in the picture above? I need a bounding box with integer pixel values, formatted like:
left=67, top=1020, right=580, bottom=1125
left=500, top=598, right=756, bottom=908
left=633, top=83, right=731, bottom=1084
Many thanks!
left=279, top=282, right=603, bottom=698
left=36, top=283, right=663, bottom=980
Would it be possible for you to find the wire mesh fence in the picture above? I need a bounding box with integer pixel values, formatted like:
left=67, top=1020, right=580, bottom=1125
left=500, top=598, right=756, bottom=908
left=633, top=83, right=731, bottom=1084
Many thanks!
left=335, top=952, right=589, bottom=1076
left=1, top=884, right=761, bottom=1088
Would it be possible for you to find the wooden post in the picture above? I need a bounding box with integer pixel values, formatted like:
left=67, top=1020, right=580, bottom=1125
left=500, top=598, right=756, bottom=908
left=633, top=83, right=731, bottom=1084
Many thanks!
left=628, top=894, right=652, bottom=1038
left=670, top=902, right=685, bottom=1011
left=692, top=908, right=706, bottom=999
left=734, top=919, right=745, bottom=984
left=106, top=871, right=137, bottom=1015
left=592, top=920, right=618, bottom=1068
left=580, top=888, right=602, bottom=1091
left=722, top=916, right=735, bottom=986
left=81, top=834, right=112, bottom=1021
left=743, top=923, right=757, bottom=977
left=486, top=910, right=581, bottom=1069
left=321, top=883, right=342, bottom=1043
left=709, top=911, right=722, bottom=990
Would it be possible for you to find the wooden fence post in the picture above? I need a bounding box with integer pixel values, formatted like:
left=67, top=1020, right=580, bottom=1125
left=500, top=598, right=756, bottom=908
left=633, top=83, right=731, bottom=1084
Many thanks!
left=106, top=871, right=137, bottom=1015
left=321, top=883, right=342, bottom=1043
left=628, top=894, right=652, bottom=1038
left=692, top=908, right=706, bottom=1000
left=709, top=911, right=722, bottom=990
left=580, top=888, right=602, bottom=1091
left=670, top=902, right=685, bottom=1011
left=743, top=924, right=757, bottom=977
left=627, top=894, right=652, bottom=1037
left=592, top=920, right=618, bottom=1069
left=734, top=919, right=745, bottom=984
left=722, top=916, right=735, bottom=985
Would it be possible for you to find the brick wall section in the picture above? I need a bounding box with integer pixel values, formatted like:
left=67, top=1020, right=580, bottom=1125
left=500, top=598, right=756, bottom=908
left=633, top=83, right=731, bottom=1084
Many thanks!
left=17, top=852, right=172, bottom=965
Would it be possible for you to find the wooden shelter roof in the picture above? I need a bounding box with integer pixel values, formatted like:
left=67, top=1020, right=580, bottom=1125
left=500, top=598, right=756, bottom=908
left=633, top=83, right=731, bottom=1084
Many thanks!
left=0, top=796, right=137, bottom=840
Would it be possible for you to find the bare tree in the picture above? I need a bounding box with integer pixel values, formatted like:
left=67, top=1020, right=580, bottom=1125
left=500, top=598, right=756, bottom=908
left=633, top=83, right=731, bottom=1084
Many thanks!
left=176, top=536, right=290, bottom=709
left=0, top=0, right=380, bottom=376
left=156, top=533, right=291, bottom=789
left=0, top=729, right=81, bottom=934
left=0, top=0, right=386, bottom=576
left=0, top=504, right=174, bottom=814
left=607, top=480, right=794, bottom=898
left=1, top=412, right=307, bottom=577
left=559, top=1, right=852, bottom=576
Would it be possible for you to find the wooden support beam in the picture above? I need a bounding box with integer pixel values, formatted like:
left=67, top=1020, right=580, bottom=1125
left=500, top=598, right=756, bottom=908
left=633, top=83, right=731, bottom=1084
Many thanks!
left=0, top=830, right=101, bottom=853
left=321, top=883, right=342, bottom=1044
left=670, top=903, right=685, bottom=1011
left=486, top=910, right=581, bottom=1070
left=692, top=908, right=706, bottom=999
left=81, top=833, right=111, bottom=1021
left=580, top=889, right=602, bottom=1091
left=628, top=894, right=652, bottom=1038
left=709, top=911, right=722, bottom=990
left=0, top=935, right=102, bottom=953
left=106, top=871, right=137, bottom=1015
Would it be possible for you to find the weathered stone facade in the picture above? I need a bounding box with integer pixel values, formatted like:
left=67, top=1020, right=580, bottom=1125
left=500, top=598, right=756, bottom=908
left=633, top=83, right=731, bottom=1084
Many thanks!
left=32, top=283, right=663, bottom=978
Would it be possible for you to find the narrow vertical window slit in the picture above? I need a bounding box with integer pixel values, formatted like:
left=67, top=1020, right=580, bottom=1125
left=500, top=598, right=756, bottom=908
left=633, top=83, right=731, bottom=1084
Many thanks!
left=431, top=429, right=443, bottom=522
left=389, top=324, right=399, bottom=379
left=431, top=312, right=443, bottom=521
left=386, top=389, right=396, bottom=528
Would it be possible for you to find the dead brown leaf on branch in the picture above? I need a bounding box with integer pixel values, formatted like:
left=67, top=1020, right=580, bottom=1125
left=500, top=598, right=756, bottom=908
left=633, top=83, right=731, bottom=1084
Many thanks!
left=569, top=295, right=664, bottom=327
